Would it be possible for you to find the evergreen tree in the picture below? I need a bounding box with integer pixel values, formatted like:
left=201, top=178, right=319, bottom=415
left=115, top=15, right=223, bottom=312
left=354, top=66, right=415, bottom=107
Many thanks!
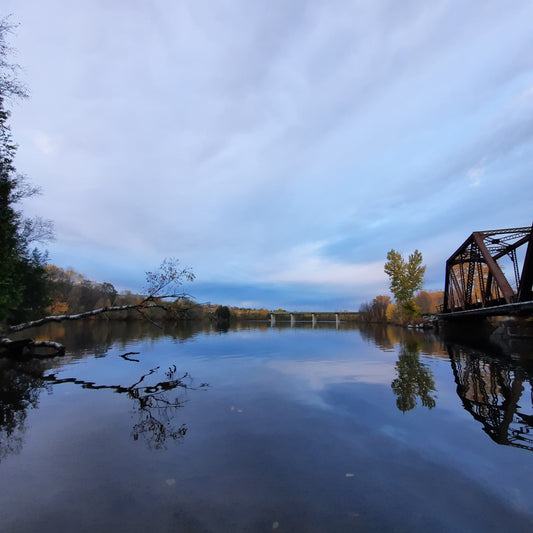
left=0, top=19, right=51, bottom=325
left=0, top=96, right=22, bottom=321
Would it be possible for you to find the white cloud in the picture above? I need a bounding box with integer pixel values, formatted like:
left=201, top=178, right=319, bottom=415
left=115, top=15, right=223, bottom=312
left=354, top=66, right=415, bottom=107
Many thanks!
left=33, top=131, right=58, bottom=155
left=267, top=358, right=395, bottom=392
left=265, top=241, right=387, bottom=287
left=467, top=164, right=485, bottom=187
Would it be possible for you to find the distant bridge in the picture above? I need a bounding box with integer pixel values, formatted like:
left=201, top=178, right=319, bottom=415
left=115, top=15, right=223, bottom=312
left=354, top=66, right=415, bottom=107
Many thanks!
left=441, top=223, right=533, bottom=318
left=269, top=311, right=359, bottom=327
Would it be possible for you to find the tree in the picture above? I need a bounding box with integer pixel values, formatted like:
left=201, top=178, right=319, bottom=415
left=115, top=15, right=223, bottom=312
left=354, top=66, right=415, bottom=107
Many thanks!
left=0, top=18, right=52, bottom=326
left=359, top=295, right=391, bottom=322
left=414, top=290, right=444, bottom=314
left=0, top=17, right=28, bottom=99
left=384, top=249, right=425, bottom=318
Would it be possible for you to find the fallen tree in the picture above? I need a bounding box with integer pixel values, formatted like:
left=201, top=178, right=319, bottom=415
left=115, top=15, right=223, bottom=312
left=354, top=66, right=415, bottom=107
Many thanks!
left=9, top=301, right=170, bottom=332
left=1, top=258, right=194, bottom=358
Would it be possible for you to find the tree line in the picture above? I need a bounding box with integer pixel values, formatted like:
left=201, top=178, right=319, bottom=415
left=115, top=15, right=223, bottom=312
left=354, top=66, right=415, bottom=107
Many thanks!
left=358, top=290, right=444, bottom=323
left=43, top=266, right=273, bottom=324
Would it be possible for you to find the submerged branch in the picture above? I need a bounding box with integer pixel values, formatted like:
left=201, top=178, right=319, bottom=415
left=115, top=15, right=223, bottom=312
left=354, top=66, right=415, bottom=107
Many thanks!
left=0, top=337, right=65, bottom=357
left=120, top=352, right=140, bottom=362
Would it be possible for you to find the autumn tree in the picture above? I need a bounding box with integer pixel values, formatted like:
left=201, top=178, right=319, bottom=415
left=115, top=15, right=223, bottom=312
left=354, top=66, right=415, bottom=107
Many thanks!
left=384, top=249, right=425, bottom=319
left=414, top=290, right=444, bottom=314
left=359, top=295, right=392, bottom=322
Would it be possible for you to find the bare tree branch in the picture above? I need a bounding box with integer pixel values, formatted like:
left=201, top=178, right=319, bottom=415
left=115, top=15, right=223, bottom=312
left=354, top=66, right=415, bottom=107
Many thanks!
left=0, top=16, right=29, bottom=100
left=19, top=216, right=55, bottom=245
left=145, top=258, right=195, bottom=299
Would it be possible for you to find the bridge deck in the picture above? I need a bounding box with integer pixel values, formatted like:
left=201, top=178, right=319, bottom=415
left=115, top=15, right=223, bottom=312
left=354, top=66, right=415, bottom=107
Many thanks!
left=438, top=301, right=533, bottom=319
left=270, top=311, right=358, bottom=316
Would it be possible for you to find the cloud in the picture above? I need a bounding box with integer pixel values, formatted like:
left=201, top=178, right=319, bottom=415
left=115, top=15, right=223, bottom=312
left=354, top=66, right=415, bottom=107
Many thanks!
left=265, top=241, right=386, bottom=288
left=33, top=131, right=58, bottom=155
left=3, top=0, right=533, bottom=309
left=467, top=164, right=484, bottom=188
left=267, top=358, right=395, bottom=392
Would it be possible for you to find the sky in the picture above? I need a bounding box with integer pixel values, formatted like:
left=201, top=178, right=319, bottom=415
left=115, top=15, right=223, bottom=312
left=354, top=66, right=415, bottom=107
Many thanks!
left=2, top=0, right=533, bottom=311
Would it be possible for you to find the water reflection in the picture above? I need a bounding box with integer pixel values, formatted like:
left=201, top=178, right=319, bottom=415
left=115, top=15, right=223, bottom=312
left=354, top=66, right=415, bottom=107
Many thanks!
left=391, top=337, right=437, bottom=412
left=448, top=345, right=533, bottom=451
left=2, top=322, right=533, bottom=531
left=45, top=364, right=208, bottom=450
left=357, top=322, right=444, bottom=355
left=4, top=320, right=533, bottom=461
left=0, top=359, right=50, bottom=462
left=12, top=319, right=218, bottom=356
left=0, top=345, right=207, bottom=459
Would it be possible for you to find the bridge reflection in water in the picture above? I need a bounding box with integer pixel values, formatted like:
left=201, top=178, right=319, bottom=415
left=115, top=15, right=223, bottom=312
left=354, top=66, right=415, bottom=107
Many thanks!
left=357, top=322, right=533, bottom=452
left=448, top=344, right=533, bottom=451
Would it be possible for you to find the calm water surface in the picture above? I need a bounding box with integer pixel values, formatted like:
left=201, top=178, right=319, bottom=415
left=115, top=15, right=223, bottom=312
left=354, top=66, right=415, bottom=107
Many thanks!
left=1, top=320, right=533, bottom=532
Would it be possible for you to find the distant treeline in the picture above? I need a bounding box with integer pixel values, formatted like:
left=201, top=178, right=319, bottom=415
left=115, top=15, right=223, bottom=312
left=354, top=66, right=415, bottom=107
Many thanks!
left=43, top=265, right=273, bottom=322
left=47, top=265, right=445, bottom=326
left=45, top=265, right=142, bottom=315
left=358, top=291, right=444, bottom=323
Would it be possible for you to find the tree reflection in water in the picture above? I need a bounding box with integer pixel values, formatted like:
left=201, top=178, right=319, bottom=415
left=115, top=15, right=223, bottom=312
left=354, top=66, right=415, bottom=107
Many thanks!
left=44, top=363, right=208, bottom=450
left=0, top=359, right=49, bottom=462
left=448, top=345, right=533, bottom=451
left=0, top=356, right=207, bottom=459
left=391, top=337, right=437, bottom=412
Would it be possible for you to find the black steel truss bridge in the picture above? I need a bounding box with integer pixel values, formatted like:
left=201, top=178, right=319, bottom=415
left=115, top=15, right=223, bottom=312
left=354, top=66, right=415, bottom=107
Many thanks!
left=441, top=223, right=533, bottom=318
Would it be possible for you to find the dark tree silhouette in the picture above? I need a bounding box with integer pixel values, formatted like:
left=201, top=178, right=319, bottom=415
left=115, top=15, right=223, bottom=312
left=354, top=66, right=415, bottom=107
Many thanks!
left=0, top=359, right=49, bottom=462
left=0, top=18, right=52, bottom=326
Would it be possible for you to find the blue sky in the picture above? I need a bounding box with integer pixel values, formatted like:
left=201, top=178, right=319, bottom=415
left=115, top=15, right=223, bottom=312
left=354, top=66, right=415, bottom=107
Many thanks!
left=3, top=0, right=533, bottom=310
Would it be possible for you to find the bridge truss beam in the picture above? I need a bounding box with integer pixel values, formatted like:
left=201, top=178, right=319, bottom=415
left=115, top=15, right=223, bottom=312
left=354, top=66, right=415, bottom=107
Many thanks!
left=443, top=224, right=533, bottom=313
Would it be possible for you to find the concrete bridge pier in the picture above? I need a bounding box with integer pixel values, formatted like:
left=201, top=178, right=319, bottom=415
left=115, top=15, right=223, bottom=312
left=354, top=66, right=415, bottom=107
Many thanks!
left=336, top=314, right=340, bottom=328
left=290, top=314, right=295, bottom=327
left=270, top=313, right=275, bottom=327
left=312, top=314, right=317, bottom=327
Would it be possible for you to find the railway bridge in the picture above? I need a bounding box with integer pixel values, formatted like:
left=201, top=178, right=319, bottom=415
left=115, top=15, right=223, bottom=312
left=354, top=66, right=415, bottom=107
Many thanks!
left=440, top=223, right=533, bottom=319
left=269, top=311, right=359, bottom=327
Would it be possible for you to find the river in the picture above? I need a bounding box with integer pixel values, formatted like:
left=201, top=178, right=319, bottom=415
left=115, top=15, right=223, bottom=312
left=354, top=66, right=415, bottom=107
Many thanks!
left=1, top=320, right=532, bottom=532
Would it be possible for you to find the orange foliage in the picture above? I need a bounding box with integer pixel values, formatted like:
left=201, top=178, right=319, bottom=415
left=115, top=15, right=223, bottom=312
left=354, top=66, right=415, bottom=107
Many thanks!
left=46, top=301, right=69, bottom=315
left=414, top=291, right=444, bottom=314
